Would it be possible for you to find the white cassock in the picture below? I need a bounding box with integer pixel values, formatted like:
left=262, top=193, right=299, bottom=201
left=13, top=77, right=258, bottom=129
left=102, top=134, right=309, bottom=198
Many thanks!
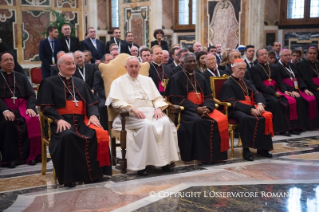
left=106, top=73, right=179, bottom=171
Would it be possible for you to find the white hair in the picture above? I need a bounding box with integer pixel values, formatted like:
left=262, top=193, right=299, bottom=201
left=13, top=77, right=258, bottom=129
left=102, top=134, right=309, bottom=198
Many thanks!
left=279, top=49, right=291, bottom=57
left=74, top=50, right=84, bottom=59
left=162, top=50, right=169, bottom=55
left=126, top=56, right=140, bottom=66
left=57, top=53, right=74, bottom=65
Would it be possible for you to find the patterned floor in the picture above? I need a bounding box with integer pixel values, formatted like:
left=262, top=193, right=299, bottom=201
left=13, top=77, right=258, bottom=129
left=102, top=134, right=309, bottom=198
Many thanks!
left=1, top=131, right=319, bottom=212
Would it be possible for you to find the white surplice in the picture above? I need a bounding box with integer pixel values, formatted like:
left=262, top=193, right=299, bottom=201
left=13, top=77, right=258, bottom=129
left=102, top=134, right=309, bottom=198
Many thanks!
left=106, top=74, right=179, bottom=171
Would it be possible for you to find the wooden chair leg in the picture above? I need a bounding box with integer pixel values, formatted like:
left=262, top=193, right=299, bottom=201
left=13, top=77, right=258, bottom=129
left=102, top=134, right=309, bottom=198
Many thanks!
left=41, top=142, right=47, bottom=175
left=229, top=128, right=234, bottom=157
left=111, top=137, right=117, bottom=166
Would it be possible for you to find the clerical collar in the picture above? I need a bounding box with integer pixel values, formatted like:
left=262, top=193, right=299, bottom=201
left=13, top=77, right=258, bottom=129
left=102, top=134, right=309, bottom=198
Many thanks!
left=126, top=73, right=138, bottom=81
left=184, top=71, right=194, bottom=76
left=231, top=75, right=240, bottom=81
left=59, top=73, right=71, bottom=80
left=279, top=60, right=289, bottom=67
left=78, top=65, right=84, bottom=69
left=1, top=70, right=13, bottom=74
left=152, top=62, right=162, bottom=66
left=64, top=36, right=70, bottom=39
left=258, top=62, right=268, bottom=66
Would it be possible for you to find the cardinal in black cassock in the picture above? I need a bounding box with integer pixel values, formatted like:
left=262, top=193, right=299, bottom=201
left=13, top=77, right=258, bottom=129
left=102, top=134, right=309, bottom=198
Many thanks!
left=0, top=52, right=41, bottom=168
left=165, top=53, right=229, bottom=163
left=36, top=53, right=111, bottom=187
left=220, top=59, right=273, bottom=161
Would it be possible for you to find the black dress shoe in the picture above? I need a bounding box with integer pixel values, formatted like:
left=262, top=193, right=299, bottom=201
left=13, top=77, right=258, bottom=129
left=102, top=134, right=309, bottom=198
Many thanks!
left=7, top=162, right=16, bottom=168
left=64, top=182, right=76, bottom=188
left=161, top=164, right=174, bottom=172
left=280, top=131, right=291, bottom=136
left=257, top=149, right=273, bottom=158
left=29, top=160, right=37, bottom=165
left=137, top=169, right=148, bottom=176
left=289, top=130, right=301, bottom=135
left=242, top=149, right=254, bottom=161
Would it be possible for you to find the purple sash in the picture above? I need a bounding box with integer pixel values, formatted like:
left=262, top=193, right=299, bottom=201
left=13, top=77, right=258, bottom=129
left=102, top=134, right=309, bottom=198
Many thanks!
left=3, top=98, right=41, bottom=164
left=283, top=78, right=317, bottom=120
left=313, top=78, right=319, bottom=86
left=262, top=79, right=297, bottom=120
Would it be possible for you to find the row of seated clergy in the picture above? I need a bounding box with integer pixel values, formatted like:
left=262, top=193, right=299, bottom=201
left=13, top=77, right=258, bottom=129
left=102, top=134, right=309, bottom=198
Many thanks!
left=106, top=56, right=179, bottom=176
left=0, top=52, right=42, bottom=168
left=49, top=51, right=108, bottom=131
left=36, top=53, right=112, bottom=187
left=249, top=48, right=319, bottom=136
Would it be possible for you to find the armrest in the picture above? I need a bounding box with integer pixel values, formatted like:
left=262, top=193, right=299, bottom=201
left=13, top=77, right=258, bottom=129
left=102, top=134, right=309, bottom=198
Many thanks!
left=214, top=98, right=231, bottom=117
left=167, top=103, right=184, bottom=113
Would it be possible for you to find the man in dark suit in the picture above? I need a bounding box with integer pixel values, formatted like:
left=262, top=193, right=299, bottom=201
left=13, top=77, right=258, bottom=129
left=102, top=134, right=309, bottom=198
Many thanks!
left=272, top=41, right=281, bottom=62
left=39, top=26, right=62, bottom=79
left=80, top=27, right=105, bottom=63
left=244, top=45, right=256, bottom=70
left=125, top=32, right=139, bottom=55
left=105, top=28, right=129, bottom=54
left=215, top=43, right=222, bottom=65
left=73, top=51, right=97, bottom=89
left=167, top=47, right=180, bottom=69
left=59, top=24, right=80, bottom=53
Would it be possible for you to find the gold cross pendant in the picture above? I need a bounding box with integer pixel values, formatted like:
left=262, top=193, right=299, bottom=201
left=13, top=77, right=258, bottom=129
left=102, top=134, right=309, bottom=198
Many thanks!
left=268, top=78, right=272, bottom=82
left=195, top=92, right=200, bottom=99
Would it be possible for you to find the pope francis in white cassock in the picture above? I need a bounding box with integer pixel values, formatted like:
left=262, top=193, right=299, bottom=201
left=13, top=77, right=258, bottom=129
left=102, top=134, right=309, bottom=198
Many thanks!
left=106, top=56, right=179, bottom=176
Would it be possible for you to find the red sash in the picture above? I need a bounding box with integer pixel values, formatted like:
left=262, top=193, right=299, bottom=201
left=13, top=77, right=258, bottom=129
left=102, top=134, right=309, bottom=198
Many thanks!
left=283, top=78, right=317, bottom=120
left=239, top=96, right=274, bottom=137
left=2, top=98, right=41, bottom=164
left=56, top=100, right=110, bottom=167
left=262, top=79, right=297, bottom=121
left=313, top=78, right=319, bottom=86
left=187, top=92, right=229, bottom=152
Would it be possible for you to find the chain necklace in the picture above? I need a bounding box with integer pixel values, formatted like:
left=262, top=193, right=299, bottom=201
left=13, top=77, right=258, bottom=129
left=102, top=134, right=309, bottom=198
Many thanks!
left=258, top=63, right=272, bottom=82
left=183, top=70, right=200, bottom=98
left=151, top=62, right=165, bottom=86
left=0, top=70, right=17, bottom=104
left=207, top=68, right=220, bottom=77
left=230, top=75, right=251, bottom=102
left=279, top=60, right=295, bottom=81
left=58, top=74, right=79, bottom=106
left=306, top=59, right=319, bottom=78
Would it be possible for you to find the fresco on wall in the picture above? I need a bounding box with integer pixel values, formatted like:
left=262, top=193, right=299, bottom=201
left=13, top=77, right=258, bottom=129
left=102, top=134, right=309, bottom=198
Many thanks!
left=208, top=0, right=240, bottom=49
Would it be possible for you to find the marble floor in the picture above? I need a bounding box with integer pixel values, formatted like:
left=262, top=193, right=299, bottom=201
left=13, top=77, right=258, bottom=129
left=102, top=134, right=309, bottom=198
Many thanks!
left=1, top=131, right=319, bottom=212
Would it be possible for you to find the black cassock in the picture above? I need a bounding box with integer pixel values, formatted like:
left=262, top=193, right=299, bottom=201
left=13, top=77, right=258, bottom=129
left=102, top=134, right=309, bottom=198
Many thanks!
left=149, top=62, right=173, bottom=96
left=36, top=75, right=111, bottom=185
left=165, top=71, right=228, bottom=162
left=273, top=62, right=319, bottom=130
left=219, top=77, right=273, bottom=150
left=297, top=59, right=319, bottom=98
left=0, top=71, right=37, bottom=164
left=250, top=63, right=297, bottom=132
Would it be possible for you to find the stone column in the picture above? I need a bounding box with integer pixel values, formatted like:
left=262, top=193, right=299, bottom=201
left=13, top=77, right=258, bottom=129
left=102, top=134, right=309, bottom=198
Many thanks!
left=248, top=0, right=265, bottom=50
left=151, top=0, right=162, bottom=31
left=195, top=0, right=202, bottom=43
left=87, top=0, right=98, bottom=30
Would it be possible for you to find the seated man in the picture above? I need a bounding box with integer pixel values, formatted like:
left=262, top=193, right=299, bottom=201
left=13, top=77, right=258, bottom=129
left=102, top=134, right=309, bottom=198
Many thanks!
left=165, top=52, right=229, bottom=163
left=202, top=53, right=227, bottom=85
left=220, top=59, right=274, bottom=161
left=273, top=49, right=318, bottom=131
left=36, top=53, right=111, bottom=187
left=0, top=52, right=41, bottom=168
left=250, top=48, right=296, bottom=136
left=106, top=56, right=179, bottom=176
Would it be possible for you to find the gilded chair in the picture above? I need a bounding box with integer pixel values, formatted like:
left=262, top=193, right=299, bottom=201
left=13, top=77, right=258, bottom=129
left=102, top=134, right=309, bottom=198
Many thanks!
left=99, top=53, right=150, bottom=174
left=38, top=105, right=56, bottom=183
left=30, top=67, right=43, bottom=91
left=210, top=75, right=242, bottom=157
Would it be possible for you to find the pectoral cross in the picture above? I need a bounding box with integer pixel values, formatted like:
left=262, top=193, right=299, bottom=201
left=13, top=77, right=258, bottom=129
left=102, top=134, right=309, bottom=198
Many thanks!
left=195, top=92, right=200, bottom=99
left=11, top=96, right=17, bottom=104
left=268, top=78, right=272, bottom=82
left=73, top=98, right=79, bottom=107
left=247, top=96, right=251, bottom=102
left=290, top=77, right=293, bottom=81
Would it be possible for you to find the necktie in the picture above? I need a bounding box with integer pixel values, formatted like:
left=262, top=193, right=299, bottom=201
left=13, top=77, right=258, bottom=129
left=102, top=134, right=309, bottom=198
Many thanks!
left=92, top=39, right=97, bottom=49
left=51, top=40, right=54, bottom=51
left=250, top=62, right=253, bottom=68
